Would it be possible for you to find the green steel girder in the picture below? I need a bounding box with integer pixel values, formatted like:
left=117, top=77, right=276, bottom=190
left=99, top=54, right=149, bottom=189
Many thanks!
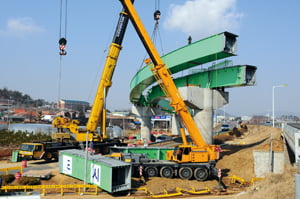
left=146, top=65, right=257, bottom=104
left=130, top=32, right=238, bottom=104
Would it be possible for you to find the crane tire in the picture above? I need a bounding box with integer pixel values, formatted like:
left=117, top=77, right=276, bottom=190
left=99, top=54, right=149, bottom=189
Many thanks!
left=194, top=167, right=208, bottom=181
left=145, top=166, right=158, bottom=177
left=178, top=167, right=193, bottom=180
left=44, top=152, right=53, bottom=162
left=160, top=166, right=173, bottom=178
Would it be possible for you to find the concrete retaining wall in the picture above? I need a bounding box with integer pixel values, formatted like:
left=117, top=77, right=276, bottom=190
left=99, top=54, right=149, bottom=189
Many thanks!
left=253, top=150, right=284, bottom=177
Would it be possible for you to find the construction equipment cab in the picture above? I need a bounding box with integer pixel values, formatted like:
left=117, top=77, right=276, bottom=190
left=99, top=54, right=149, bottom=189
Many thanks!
left=18, top=141, right=80, bottom=162
left=19, top=143, right=44, bottom=160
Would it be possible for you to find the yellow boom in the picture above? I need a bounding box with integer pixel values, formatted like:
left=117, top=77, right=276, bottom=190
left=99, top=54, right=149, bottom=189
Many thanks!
left=120, top=0, right=206, bottom=147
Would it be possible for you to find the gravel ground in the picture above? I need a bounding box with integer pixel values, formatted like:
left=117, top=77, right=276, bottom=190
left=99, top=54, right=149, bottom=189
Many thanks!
left=0, top=125, right=295, bottom=198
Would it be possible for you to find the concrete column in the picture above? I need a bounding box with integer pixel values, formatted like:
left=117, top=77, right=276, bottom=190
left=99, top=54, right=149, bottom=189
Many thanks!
left=171, top=114, right=180, bottom=135
left=131, top=105, right=153, bottom=142
left=193, top=88, right=213, bottom=144
left=178, top=87, right=228, bottom=145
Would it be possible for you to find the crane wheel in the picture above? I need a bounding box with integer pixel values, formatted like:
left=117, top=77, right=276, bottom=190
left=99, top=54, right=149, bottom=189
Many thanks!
left=194, top=167, right=208, bottom=181
left=145, top=166, right=158, bottom=177
left=53, top=153, right=58, bottom=162
left=44, top=152, right=53, bottom=162
left=160, top=166, right=174, bottom=178
left=178, top=167, right=193, bottom=180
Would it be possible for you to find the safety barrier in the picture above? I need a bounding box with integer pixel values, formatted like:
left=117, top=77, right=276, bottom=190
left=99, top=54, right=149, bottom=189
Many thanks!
left=228, top=175, right=264, bottom=187
left=0, top=166, right=23, bottom=175
left=250, top=177, right=264, bottom=185
left=229, top=175, right=246, bottom=186
left=0, top=184, right=98, bottom=196
left=133, top=187, right=210, bottom=198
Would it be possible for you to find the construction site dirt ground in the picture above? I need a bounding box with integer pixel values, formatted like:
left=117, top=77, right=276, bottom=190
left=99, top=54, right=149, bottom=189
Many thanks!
left=0, top=125, right=296, bottom=198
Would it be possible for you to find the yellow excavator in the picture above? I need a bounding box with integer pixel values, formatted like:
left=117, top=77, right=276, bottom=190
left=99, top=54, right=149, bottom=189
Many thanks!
left=52, top=5, right=132, bottom=142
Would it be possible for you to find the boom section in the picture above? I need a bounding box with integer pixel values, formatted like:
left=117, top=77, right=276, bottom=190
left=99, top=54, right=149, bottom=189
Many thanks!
left=119, top=0, right=207, bottom=147
left=86, top=8, right=130, bottom=135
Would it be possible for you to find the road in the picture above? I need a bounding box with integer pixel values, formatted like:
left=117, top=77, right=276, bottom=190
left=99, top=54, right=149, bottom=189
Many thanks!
left=288, top=123, right=300, bottom=129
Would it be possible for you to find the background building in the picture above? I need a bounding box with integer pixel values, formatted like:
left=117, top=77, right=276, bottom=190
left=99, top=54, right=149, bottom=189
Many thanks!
left=58, top=99, right=89, bottom=111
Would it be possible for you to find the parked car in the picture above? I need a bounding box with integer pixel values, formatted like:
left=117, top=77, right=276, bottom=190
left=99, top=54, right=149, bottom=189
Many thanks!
left=156, top=134, right=172, bottom=142
left=221, top=124, right=230, bottom=131
left=265, top=121, right=272, bottom=126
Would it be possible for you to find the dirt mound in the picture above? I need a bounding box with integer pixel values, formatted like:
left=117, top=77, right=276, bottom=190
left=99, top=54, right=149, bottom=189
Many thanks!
left=216, top=125, right=284, bottom=181
left=237, top=166, right=295, bottom=199
left=0, top=145, right=18, bottom=160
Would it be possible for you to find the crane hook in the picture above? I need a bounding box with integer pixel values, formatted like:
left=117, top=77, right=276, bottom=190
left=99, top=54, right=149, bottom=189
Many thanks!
left=59, top=37, right=67, bottom=56
left=154, top=10, right=161, bottom=21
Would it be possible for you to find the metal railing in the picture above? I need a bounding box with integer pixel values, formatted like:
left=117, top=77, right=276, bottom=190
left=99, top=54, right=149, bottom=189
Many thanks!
left=0, top=184, right=98, bottom=196
left=0, top=166, right=23, bottom=175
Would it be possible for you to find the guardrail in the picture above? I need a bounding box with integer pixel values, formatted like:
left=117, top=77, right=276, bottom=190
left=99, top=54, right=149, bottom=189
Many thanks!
left=0, top=184, right=98, bottom=196
left=0, top=166, right=23, bottom=175
left=132, top=186, right=211, bottom=198
left=282, top=123, right=300, bottom=161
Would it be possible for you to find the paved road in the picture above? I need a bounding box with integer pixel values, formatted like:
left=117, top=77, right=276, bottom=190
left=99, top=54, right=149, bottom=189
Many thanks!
left=288, top=123, right=300, bottom=129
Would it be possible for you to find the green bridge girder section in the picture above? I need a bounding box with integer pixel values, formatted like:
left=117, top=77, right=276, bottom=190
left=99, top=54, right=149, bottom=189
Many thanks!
left=130, top=32, right=238, bottom=105
left=147, top=64, right=257, bottom=104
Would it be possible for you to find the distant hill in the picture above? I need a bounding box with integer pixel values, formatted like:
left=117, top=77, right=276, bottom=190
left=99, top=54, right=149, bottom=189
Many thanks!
left=0, top=87, right=50, bottom=107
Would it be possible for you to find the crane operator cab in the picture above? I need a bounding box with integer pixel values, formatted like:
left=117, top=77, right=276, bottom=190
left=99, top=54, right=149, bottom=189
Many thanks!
left=169, top=145, right=193, bottom=163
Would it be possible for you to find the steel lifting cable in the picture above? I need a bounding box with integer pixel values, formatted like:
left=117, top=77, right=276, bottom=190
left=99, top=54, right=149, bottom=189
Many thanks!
left=57, top=0, right=68, bottom=107
left=138, top=0, right=164, bottom=70
left=152, top=0, right=164, bottom=55
left=59, top=0, right=68, bottom=56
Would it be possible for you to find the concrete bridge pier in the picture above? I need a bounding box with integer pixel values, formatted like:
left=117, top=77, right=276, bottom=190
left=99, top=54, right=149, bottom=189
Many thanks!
left=131, top=105, right=153, bottom=142
left=193, top=88, right=214, bottom=145
left=131, top=105, right=165, bottom=143
left=171, top=114, right=181, bottom=136
left=132, top=87, right=228, bottom=145
left=179, top=87, right=228, bottom=145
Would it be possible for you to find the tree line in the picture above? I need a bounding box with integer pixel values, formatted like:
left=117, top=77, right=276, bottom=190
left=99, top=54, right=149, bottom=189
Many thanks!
left=0, top=88, right=51, bottom=108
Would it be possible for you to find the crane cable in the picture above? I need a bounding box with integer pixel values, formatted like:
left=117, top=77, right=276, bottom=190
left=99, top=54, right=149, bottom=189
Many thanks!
left=152, top=0, right=164, bottom=55
left=57, top=0, right=68, bottom=108
left=138, top=0, right=164, bottom=69
left=59, top=0, right=68, bottom=56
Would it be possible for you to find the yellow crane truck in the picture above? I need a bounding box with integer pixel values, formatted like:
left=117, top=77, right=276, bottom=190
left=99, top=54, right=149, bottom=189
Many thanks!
left=52, top=5, right=131, bottom=142
left=17, top=5, right=132, bottom=161
left=109, top=0, right=220, bottom=181
left=18, top=141, right=80, bottom=162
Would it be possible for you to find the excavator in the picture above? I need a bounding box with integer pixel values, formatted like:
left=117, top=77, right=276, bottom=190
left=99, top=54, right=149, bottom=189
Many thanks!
left=105, top=0, right=220, bottom=181
left=52, top=4, right=132, bottom=143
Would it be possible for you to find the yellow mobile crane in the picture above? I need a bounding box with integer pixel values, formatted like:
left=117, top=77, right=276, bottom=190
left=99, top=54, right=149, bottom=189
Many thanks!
left=52, top=5, right=132, bottom=142
left=116, top=0, right=220, bottom=180
left=17, top=5, right=133, bottom=162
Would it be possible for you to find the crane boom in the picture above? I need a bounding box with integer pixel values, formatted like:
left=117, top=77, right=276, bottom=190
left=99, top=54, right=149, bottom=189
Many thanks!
left=86, top=8, right=131, bottom=136
left=52, top=5, right=132, bottom=141
left=119, top=0, right=207, bottom=147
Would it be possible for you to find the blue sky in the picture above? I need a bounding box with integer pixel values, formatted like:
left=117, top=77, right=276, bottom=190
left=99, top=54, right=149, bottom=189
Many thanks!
left=0, top=0, right=299, bottom=116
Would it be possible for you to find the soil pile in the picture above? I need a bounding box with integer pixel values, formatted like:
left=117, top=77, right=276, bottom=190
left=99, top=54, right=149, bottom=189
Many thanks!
left=237, top=166, right=295, bottom=199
